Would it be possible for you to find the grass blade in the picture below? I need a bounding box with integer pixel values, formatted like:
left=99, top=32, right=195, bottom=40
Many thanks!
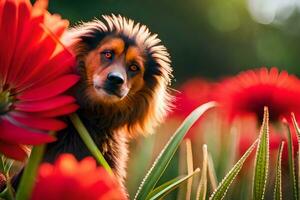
left=177, top=139, right=194, bottom=200
left=208, top=153, right=218, bottom=192
left=253, top=106, right=270, bottom=200
left=177, top=141, right=188, bottom=200
left=273, top=141, right=284, bottom=200
left=146, top=169, right=200, bottom=200
left=196, top=144, right=208, bottom=200
left=177, top=142, right=187, bottom=200
left=134, top=101, right=217, bottom=200
left=284, top=119, right=298, bottom=200
left=291, top=113, right=300, bottom=198
left=185, top=139, right=194, bottom=200
left=209, top=139, right=258, bottom=200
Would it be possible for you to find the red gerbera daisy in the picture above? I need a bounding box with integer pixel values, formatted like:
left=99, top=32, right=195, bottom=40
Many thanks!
left=168, top=79, right=214, bottom=139
left=0, top=0, right=79, bottom=160
left=31, top=154, right=127, bottom=200
left=214, top=67, right=300, bottom=122
left=171, top=79, right=213, bottom=118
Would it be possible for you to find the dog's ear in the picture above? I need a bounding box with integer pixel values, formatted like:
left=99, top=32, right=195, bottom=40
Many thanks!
left=61, top=21, right=107, bottom=58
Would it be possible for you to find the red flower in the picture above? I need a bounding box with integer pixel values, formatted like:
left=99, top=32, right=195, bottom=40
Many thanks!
left=169, top=79, right=214, bottom=138
left=171, top=79, right=213, bottom=118
left=0, top=0, right=79, bottom=160
left=31, top=154, right=127, bottom=200
left=238, top=126, right=298, bottom=162
left=214, top=67, right=300, bottom=122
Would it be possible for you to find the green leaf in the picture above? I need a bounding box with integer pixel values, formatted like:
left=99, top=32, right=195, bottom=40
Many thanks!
left=253, top=106, right=270, bottom=200
left=177, top=139, right=194, bottom=200
left=208, top=153, right=218, bottom=191
left=209, top=139, right=258, bottom=200
left=284, top=119, right=298, bottom=200
left=291, top=113, right=300, bottom=198
left=196, top=144, right=208, bottom=200
left=134, top=101, right=217, bottom=200
left=69, top=113, right=112, bottom=174
left=146, top=168, right=200, bottom=200
left=186, top=140, right=194, bottom=200
left=273, top=141, right=284, bottom=200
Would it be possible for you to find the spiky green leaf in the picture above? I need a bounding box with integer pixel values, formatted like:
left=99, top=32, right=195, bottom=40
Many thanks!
left=273, top=141, right=284, bottom=200
left=134, top=102, right=217, bottom=200
left=208, top=153, right=218, bottom=191
left=146, top=169, right=200, bottom=200
left=253, top=106, right=270, bottom=200
left=291, top=113, right=300, bottom=198
left=285, top=120, right=298, bottom=200
left=196, top=144, right=208, bottom=200
left=177, top=139, right=194, bottom=200
left=209, top=139, right=258, bottom=200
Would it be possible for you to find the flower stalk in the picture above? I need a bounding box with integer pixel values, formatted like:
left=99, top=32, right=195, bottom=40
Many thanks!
left=15, top=145, right=46, bottom=200
left=69, top=113, right=113, bottom=174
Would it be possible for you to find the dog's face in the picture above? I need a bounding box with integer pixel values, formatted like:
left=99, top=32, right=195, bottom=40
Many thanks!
left=84, top=36, right=145, bottom=104
left=67, top=15, right=173, bottom=135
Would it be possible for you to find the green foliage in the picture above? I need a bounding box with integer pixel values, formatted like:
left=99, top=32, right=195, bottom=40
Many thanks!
left=273, top=142, right=284, bottom=200
left=134, top=102, right=217, bottom=200
left=207, top=154, right=218, bottom=191
left=196, top=145, right=208, bottom=200
left=209, top=139, right=258, bottom=200
left=146, top=169, right=200, bottom=200
left=291, top=113, right=300, bottom=198
left=285, top=121, right=298, bottom=200
left=253, top=106, right=270, bottom=200
left=4, top=100, right=300, bottom=200
left=177, top=139, right=194, bottom=200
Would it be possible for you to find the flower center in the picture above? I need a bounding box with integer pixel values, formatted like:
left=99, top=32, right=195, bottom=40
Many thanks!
left=0, top=89, right=13, bottom=116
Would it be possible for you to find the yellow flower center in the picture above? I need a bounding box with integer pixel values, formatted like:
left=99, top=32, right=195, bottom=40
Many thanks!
left=0, top=89, right=12, bottom=115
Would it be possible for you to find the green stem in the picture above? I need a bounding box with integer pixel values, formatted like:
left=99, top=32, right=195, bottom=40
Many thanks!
left=15, top=145, right=46, bottom=200
left=69, top=113, right=113, bottom=174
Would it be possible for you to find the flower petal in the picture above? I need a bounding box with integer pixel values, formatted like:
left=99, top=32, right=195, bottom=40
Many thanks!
left=14, top=33, right=57, bottom=87
left=38, top=48, right=76, bottom=84
left=0, top=0, right=18, bottom=83
left=31, top=103, right=79, bottom=118
left=15, top=95, right=76, bottom=112
left=10, top=112, right=67, bottom=131
left=0, top=119, right=55, bottom=144
left=18, top=75, right=79, bottom=101
left=6, top=15, right=45, bottom=85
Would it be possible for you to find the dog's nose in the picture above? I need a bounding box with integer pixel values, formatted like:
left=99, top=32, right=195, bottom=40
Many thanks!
left=107, top=72, right=124, bottom=85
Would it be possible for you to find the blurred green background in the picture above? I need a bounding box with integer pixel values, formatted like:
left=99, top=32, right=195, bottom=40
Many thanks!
left=47, top=0, right=300, bottom=85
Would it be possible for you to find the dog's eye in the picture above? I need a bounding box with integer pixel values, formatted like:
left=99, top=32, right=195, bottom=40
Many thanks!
left=101, top=50, right=113, bottom=60
left=129, top=64, right=139, bottom=72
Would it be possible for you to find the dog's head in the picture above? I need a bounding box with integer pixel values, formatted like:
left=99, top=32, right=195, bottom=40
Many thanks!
left=64, top=15, right=173, bottom=135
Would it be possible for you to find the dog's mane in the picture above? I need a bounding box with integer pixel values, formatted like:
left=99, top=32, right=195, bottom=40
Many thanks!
left=63, top=14, right=173, bottom=136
